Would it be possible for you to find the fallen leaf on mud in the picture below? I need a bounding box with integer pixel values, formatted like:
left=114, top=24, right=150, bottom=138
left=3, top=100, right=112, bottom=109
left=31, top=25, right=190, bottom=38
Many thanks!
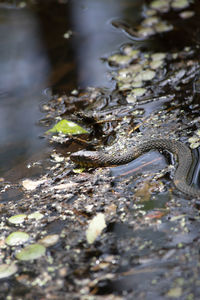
left=6, top=231, right=30, bottom=246
left=86, top=213, right=106, bottom=244
left=8, top=214, right=27, bottom=225
left=38, top=234, right=59, bottom=247
left=0, top=263, right=18, bottom=279
left=22, top=179, right=46, bottom=191
left=47, top=119, right=88, bottom=135
left=16, top=243, right=46, bottom=261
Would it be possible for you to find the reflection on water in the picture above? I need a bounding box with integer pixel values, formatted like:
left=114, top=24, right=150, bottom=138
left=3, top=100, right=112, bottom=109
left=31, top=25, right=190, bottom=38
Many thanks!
left=0, top=7, right=50, bottom=179
left=70, top=0, right=142, bottom=88
left=70, top=0, right=126, bottom=88
left=0, top=0, right=142, bottom=180
left=0, top=10, right=49, bottom=95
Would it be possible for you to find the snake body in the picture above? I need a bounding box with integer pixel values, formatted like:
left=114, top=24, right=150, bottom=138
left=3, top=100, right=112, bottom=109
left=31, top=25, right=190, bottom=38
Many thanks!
left=70, top=139, right=200, bottom=197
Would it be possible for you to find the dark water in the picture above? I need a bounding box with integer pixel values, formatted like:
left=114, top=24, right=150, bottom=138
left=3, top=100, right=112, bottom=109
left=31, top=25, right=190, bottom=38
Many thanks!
left=0, top=0, right=143, bottom=180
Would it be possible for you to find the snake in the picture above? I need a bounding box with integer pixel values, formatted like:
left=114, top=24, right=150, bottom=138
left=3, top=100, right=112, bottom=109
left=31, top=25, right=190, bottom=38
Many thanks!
left=70, top=138, right=200, bottom=197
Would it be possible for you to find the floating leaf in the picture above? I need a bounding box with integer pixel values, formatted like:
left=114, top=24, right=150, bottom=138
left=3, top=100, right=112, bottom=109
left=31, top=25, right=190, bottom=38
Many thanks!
left=47, top=120, right=88, bottom=135
left=151, top=52, right=166, bottom=61
left=172, top=0, right=189, bottom=10
left=179, top=10, right=195, bottom=19
left=155, top=21, right=173, bottom=33
left=125, top=49, right=139, bottom=58
left=86, top=213, right=106, bottom=244
left=16, top=243, right=46, bottom=261
left=150, top=60, right=164, bottom=69
left=136, top=70, right=156, bottom=81
left=108, top=54, right=132, bottom=66
left=8, top=214, right=27, bottom=225
left=132, top=87, right=147, bottom=96
left=0, top=263, right=18, bottom=279
left=137, top=26, right=155, bottom=37
left=150, top=0, right=170, bottom=12
left=6, top=231, right=29, bottom=246
left=141, top=16, right=159, bottom=27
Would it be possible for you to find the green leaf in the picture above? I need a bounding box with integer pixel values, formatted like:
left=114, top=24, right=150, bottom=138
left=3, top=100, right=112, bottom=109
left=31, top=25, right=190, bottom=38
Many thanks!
left=47, top=120, right=88, bottom=135
left=8, top=214, right=27, bottom=225
left=0, top=263, right=18, bottom=279
left=6, top=231, right=30, bottom=246
left=16, top=243, right=46, bottom=261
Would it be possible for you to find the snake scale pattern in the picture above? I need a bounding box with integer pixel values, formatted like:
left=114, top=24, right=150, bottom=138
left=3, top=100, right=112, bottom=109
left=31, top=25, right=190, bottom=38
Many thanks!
left=70, top=139, right=200, bottom=197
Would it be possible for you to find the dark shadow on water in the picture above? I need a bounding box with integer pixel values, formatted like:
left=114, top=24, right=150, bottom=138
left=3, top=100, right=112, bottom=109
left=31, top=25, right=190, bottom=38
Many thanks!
left=0, top=0, right=144, bottom=181
left=0, top=8, right=50, bottom=180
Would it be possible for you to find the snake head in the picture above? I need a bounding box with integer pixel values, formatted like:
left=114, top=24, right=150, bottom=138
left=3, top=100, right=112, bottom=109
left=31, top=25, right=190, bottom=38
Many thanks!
left=70, top=150, right=102, bottom=167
